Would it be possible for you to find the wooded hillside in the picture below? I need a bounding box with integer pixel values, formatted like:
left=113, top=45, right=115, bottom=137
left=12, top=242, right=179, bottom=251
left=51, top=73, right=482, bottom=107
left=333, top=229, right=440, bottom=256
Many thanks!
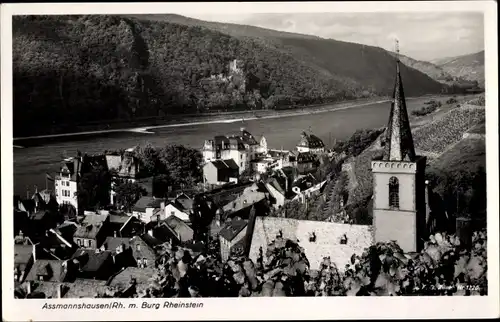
left=13, top=15, right=444, bottom=136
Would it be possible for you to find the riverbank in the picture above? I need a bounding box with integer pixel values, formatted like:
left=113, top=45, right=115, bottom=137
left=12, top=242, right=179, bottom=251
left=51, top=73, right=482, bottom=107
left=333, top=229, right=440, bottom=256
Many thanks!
left=15, top=95, right=447, bottom=142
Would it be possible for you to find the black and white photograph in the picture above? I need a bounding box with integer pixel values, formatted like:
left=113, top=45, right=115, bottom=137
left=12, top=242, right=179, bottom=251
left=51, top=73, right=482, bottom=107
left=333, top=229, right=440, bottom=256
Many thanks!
left=1, top=1, right=498, bottom=321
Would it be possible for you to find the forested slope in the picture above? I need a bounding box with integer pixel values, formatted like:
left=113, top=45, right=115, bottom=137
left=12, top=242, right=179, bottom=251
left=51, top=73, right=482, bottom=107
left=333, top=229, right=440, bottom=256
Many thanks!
left=13, top=15, right=444, bottom=136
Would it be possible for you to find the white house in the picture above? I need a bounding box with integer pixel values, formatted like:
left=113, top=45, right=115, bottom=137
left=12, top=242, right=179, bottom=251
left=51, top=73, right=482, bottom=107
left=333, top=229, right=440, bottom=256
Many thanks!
left=55, top=157, right=82, bottom=212
left=164, top=193, right=194, bottom=222
left=296, top=131, right=325, bottom=154
left=202, top=128, right=267, bottom=174
left=132, top=196, right=165, bottom=224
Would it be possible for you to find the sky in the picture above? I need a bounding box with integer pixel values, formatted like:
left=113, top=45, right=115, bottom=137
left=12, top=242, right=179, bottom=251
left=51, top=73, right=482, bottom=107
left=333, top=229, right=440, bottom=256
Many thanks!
left=186, top=12, right=484, bottom=62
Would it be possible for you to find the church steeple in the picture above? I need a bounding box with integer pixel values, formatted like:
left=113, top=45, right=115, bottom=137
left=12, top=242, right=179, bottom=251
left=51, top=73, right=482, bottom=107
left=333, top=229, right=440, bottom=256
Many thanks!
left=383, top=40, right=416, bottom=162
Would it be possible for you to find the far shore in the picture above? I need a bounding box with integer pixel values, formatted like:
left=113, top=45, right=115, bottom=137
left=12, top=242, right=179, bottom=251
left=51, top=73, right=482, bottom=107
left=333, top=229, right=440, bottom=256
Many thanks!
left=13, top=94, right=452, bottom=142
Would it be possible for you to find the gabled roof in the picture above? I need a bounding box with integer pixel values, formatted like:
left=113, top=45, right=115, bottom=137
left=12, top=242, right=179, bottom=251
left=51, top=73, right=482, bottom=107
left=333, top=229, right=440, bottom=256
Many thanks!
left=129, top=236, right=157, bottom=261
left=132, top=196, right=163, bottom=212
left=219, top=218, right=248, bottom=242
left=30, top=210, right=49, bottom=221
left=139, top=233, right=163, bottom=249
left=108, top=267, right=157, bottom=294
left=71, top=249, right=112, bottom=272
left=102, top=237, right=131, bottom=253
left=383, top=59, right=416, bottom=162
left=297, top=152, right=317, bottom=163
left=297, top=132, right=325, bottom=149
left=174, top=195, right=194, bottom=213
left=63, top=279, right=109, bottom=298
left=266, top=178, right=286, bottom=196
left=74, top=213, right=108, bottom=239
left=14, top=244, right=33, bottom=266
left=25, top=259, right=67, bottom=282
left=208, top=159, right=239, bottom=171
left=249, top=217, right=374, bottom=272
left=165, top=216, right=193, bottom=242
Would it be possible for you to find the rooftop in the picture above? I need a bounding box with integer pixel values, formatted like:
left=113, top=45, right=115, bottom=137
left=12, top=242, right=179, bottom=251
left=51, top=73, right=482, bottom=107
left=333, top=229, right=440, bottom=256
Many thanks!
left=102, top=237, right=131, bottom=253
left=74, top=213, right=109, bottom=239
left=297, top=132, right=325, bottom=149
left=25, top=259, right=67, bottom=283
left=14, top=244, right=33, bottom=266
left=132, top=196, right=164, bottom=212
left=219, top=218, right=248, bottom=242
left=71, top=249, right=112, bottom=273
left=208, top=159, right=239, bottom=171
left=108, top=267, right=157, bottom=294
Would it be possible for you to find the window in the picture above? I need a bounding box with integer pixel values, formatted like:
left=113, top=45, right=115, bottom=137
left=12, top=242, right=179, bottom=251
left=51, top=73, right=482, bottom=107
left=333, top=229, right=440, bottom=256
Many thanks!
left=389, top=177, right=400, bottom=209
left=77, top=239, right=82, bottom=246
left=171, top=211, right=175, bottom=216
left=87, top=239, right=92, bottom=248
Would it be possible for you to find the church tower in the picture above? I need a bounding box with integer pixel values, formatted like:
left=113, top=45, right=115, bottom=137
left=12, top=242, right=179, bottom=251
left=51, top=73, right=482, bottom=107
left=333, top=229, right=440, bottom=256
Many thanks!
left=371, top=41, right=427, bottom=252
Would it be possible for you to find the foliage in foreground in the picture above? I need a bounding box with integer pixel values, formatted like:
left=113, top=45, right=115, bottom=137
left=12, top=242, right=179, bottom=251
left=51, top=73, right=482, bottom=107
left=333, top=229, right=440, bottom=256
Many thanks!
left=92, top=230, right=487, bottom=298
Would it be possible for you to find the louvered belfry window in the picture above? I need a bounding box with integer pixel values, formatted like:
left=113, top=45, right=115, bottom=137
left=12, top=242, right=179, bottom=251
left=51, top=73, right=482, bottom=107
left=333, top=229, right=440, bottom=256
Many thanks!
left=389, top=176, right=400, bottom=209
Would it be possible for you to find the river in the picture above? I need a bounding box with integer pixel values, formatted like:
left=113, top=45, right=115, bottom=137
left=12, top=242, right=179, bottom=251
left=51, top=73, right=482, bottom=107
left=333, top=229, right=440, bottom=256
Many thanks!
left=13, top=96, right=435, bottom=196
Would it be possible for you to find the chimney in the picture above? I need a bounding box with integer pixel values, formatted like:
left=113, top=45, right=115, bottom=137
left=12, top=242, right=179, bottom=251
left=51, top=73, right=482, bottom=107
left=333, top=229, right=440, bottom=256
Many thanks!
left=32, top=244, right=37, bottom=262
left=114, top=231, right=117, bottom=238
left=147, top=229, right=153, bottom=237
left=160, top=201, right=165, bottom=211
left=456, top=217, right=472, bottom=250
left=26, top=281, right=32, bottom=295
left=57, top=283, right=63, bottom=298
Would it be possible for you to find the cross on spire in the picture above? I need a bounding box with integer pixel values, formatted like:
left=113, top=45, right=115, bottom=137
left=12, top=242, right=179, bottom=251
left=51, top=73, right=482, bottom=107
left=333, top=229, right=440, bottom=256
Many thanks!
left=383, top=41, right=416, bottom=162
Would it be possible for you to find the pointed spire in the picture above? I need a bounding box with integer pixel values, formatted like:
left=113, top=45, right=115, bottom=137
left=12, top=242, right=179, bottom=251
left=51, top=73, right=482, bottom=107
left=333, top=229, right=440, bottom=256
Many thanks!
left=383, top=39, right=416, bottom=162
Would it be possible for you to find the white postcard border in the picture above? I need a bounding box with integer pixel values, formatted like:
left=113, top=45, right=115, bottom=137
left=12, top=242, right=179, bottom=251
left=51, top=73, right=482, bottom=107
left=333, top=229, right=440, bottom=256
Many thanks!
left=1, top=1, right=498, bottom=321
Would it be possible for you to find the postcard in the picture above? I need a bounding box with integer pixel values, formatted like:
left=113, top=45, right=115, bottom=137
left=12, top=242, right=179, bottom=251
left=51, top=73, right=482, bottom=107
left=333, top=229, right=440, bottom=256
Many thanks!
left=1, top=1, right=498, bottom=320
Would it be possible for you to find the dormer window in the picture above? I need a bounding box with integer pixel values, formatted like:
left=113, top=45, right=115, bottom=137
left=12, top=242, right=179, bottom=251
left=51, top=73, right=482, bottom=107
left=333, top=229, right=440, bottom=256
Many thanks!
left=340, top=234, right=348, bottom=245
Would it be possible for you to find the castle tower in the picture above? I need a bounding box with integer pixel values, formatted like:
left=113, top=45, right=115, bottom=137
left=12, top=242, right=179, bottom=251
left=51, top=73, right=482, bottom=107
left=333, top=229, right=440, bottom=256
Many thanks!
left=371, top=40, right=427, bottom=252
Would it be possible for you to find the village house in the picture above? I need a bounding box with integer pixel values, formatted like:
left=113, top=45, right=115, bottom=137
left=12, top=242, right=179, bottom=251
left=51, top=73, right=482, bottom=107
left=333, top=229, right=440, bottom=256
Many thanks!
left=290, top=174, right=327, bottom=204
left=73, top=213, right=110, bottom=249
left=70, top=248, right=116, bottom=280
left=108, top=213, right=143, bottom=238
left=14, top=208, right=31, bottom=238
left=25, top=259, right=69, bottom=283
left=219, top=218, right=249, bottom=262
left=296, top=152, right=319, bottom=174
left=202, top=128, right=267, bottom=173
left=55, top=156, right=82, bottom=212
left=145, top=215, right=194, bottom=246
left=105, top=149, right=143, bottom=205
left=131, top=196, right=165, bottom=223
left=203, top=159, right=239, bottom=185
left=28, top=210, right=61, bottom=242
left=107, top=267, right=157, bottom=297
left=164, top=192, right=194, bottom=222
left=39, top=228, right=77, bottom=260
left=263, top=178, right=287, bottom=209
left=296, top=131, right=326, bottom=154
left=14, top=244, right=35, bottom=283
left=128, top=235, right=158, bottom=268
left=221, top=182, right=268, bottom=216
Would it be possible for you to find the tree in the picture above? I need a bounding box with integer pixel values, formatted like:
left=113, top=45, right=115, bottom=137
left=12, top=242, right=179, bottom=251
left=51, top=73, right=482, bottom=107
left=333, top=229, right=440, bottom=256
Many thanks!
left=135, top=143, right=162, bottom=177
left=159, top=145, right=203, bottom=189
left=77, top=164, right=112, bottom=212
left=114, top=179, right=147, bottom=212
left=190, top=195, right=218, bottom=243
